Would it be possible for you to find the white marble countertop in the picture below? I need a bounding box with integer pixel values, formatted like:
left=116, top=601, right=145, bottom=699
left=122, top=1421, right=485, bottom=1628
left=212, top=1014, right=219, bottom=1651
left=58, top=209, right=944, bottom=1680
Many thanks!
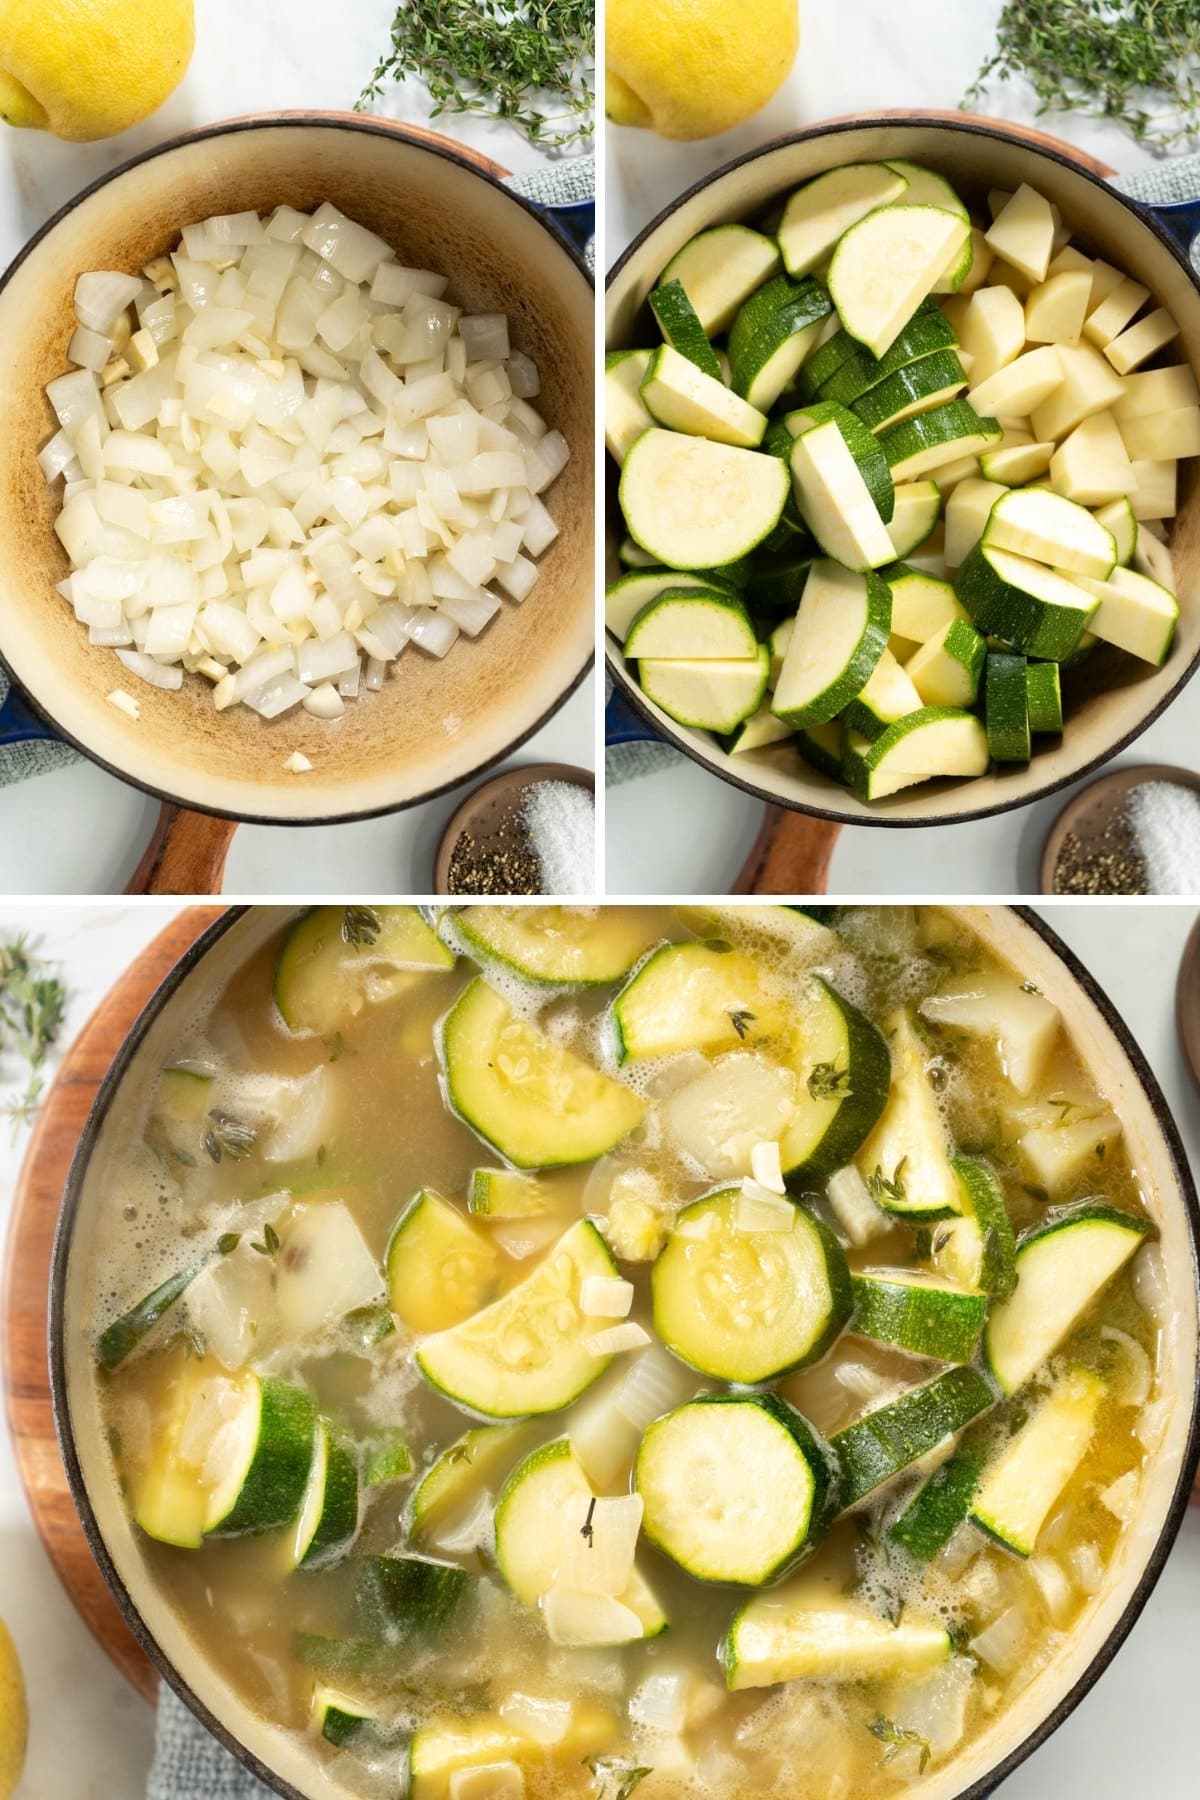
left=0, top=900, right=1198, bottom=1796
left=0, top=0, right=593, bottom=897
left=605, top=0, right=1200, bottom=899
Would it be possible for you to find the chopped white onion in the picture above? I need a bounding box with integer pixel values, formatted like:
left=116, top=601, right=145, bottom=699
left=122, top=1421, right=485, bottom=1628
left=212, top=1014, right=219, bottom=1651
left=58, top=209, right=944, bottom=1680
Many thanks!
left=115, top=649, right=184, bottom=690
left=583, top=1323, right=651, bottom=1357
left=74, top=270, right=143, bottom=333
left=580, top=1276, right=635, bottom=1319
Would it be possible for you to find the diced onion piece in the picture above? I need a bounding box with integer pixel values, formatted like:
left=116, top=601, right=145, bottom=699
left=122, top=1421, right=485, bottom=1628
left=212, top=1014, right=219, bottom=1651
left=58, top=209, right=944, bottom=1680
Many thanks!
left=612, top=1345, right=697, bottom=1431
left=1028, top=1555, right=1074, bottom=1624
left=407, top=609, right=459, bottom=657
left=825, top=1165, right=889, bottom=1246
left=629, top=1672, right=690, bottom=1735
left=106, top=687, right=140, bottom=719
left=75, top=270, right=143, bottom=333
left=498, top=1695, right=572, bottom=1748
left=580, top=1276, right=635, bottom=1319
left=735, top=1180, right=795, bottom=1233
left=970, top=1605, right=1027, bottom=1674
left=583, top=1322, right=651, bottom=1357
left=1067, top=1542, right=1103, bottom=1595
left=302, top=682, right=345, bottom=720
left=1100, top=1325, right=1154, bottom=1407
left=749, top=1140, right=786, bottom=1194
left=541, top=1589, right=644, bottom=1648
left=1132, top=1241, right=1168, bottom=1327
left=1098, top=1469, right=1139, bottom=1525
left=286, top=751, right=313, bottom=773
left=115, top=649, right=184, bottom=690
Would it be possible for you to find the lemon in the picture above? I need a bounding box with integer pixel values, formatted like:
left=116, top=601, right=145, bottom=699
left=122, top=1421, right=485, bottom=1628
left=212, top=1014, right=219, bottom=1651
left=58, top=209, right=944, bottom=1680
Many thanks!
left=607, top=0, right=800, bottom=142
left=0, top=0, right=194, bottom=141
left=0, top=1619, right=26, bottom=1800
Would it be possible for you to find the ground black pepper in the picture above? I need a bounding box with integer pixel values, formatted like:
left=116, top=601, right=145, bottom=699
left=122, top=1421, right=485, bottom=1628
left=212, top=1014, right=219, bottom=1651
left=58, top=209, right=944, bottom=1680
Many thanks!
left=446, top=817, right=543, bottom=894
left=1053, top=812, right=1148, bottom=895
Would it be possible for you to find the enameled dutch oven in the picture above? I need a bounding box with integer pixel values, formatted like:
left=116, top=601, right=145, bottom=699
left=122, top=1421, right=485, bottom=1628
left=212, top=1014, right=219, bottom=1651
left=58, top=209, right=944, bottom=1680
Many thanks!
left=0, top=116, right=594, bottom=828
left=606, top=114, right=1200, bottom=828
left=49, top=904, right=1200, bottom=1800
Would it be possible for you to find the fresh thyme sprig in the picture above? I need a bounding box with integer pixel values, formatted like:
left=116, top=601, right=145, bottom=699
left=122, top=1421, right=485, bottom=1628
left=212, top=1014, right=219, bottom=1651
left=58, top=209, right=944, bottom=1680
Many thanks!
left=0, top=937, right=67, bottom=1135
left=965, top=0, right=1200, bottom=156
left=868, top=1714, right=932, bottom=1773
left=358, top=1, right=595, bottom=150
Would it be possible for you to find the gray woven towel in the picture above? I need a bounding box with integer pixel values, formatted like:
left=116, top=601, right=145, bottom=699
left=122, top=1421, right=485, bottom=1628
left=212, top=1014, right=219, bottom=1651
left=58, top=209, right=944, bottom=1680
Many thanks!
left=0, top=156, right=594, bottom=794
left=148, top=1688, right=275, bottom=1800
left=605, top=149, right=1200, bottom=787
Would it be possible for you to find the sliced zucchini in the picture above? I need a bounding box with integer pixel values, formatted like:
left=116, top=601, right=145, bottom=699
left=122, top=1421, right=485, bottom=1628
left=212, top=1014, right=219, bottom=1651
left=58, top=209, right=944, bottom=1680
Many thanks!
left=648, top=279, right=722, bottom=380
left=1026, top=660, right=1063, bottom=733
left=785, top=399, right=895, bottom=519
left=363, top=1433, right=412, bottom=1487
left=933, top=1157, right=1018, bottom=1299
left=852, top=350, right=969, bottom=433
left=843, top=708, right=989, bottom=800
left=454, top=906, right=661, bottom=988
left=985, top=651, right=1032, bottom=764
left=829, top=206, right=971, bottom=359
left=905, top=617, right=986, bottom=708
left=970, top=1368, right=1105, bottom=1555
left=979, top=438, right=1055, bottom=485
left=620, top=429, right=789, bottom=570
left=779, top=976, right=893, bottom=1187
left=605, top=568, right=722, bottom=641
left=640, top=345, right=767, bottom=448
left=956, top=543, right=1099, bottom=661
left=745, top=556, right=813, bottom=615
left=468, top=1168, right=546, bottom=1216
left=799, top=324, right=863, bottom=399
left=797, top=719, right=846, bottom=782
left=879, top=399, right=1002, bottom=481
left=495, top=1438, right=666, bottom=1637
left=887, top=1433, right=990, bottom=1561
left=984, top=1201, right=1151, bottom=1395
left=619, top=535, right=659, bottom=568
left=416, top=1220, right=621, bottom=1418
left=660, top=224, right=783, bottom=335
left=612, top=940, right=780, bottom=1061
left=410, top=1424, right=530, bottom=1539
left=274, top=906, right=453, bottom=1036
left=357, top=1554, right=470, bottom=1642
left=817, top=305, right=959, bottom=409
left=832, top=1365, right=995, bottom=1507
left=787, top=422, right=895, bottom=571
left=1094, top=495, right=1138, bottom=565
left=726, top=1588, right=951, bottom=1689
left=772, top=561, right=891, bottom=728
left=728, top=274, right=833, bottom=411
left=855, top=1011, right=961, bottom=1218
left=886, top=160, right=973, bottom=289
left=944, top=476, right=1007, bottom=570
left=842, top=648, right=923, bottom=741
left=1076, top=565, right=1179, bottom=665
left=312, top=1687, right=373, bottom=1749
left=920, top=970, right=1061, bottom=1097
left=288, top=1420, right=359, bottom=1570
left=386, top=1189, right=498, bottom=1334
left=604, top=349, right=653, bottom=464
left=778, top=163, right=909, bottom=278
left=98, top=1259, right=204, bottom=1370
left=984, top=486, right=1117, bottom=579
left=726, top=704, right=794, bottom=754
left=885, top=563, right=965, bottom=640
left=410, top=1705, right=614, bottom=1800
left=639, top=646, right=770, bottom=733
left=636, top=1394, right=837, bottom=1585
left=625, top=588, right=758, bottom=659
left=886, top=481, right=944, bottom=558
left=440, top=979, right=645, bottom=1169
left=851, top=1270, right=987, bottom=1362
left=651, top=1187, right=852, bottom=1382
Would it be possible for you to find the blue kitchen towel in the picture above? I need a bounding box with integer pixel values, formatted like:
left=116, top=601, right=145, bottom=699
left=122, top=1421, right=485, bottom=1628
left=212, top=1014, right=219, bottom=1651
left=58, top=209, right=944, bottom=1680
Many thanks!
left=0, top=157, right=594, bottom=793
left=605, top=150, right=1200, bottom=785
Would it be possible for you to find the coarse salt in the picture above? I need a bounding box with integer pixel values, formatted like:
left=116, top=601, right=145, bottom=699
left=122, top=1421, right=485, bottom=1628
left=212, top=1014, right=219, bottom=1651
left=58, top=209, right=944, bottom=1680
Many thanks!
left=1125, top=779, right=1200, bottom=893
left=521, top=779, right=594, bottom=895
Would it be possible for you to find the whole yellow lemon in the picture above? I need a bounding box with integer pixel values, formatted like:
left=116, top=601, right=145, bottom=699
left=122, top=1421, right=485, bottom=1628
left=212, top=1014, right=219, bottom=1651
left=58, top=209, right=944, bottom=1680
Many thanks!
left=0, top=0, right=194, bottom=141
left=0, top=1619, right=26, bottom=1800
left=607, top=0, right=800, bottom=141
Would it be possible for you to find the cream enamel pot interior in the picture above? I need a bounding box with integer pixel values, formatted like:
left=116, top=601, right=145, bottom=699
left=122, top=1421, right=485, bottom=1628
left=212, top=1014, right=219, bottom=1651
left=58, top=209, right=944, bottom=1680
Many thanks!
left=0, top=117, right=594, bottom=825
left=50, top=905, right=1200, bottom=1800
left=605, top=114, right=1200, bottom=828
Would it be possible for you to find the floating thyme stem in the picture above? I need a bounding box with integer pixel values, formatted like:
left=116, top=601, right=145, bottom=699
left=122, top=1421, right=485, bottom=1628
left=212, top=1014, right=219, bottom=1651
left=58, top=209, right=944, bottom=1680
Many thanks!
left=358, top=0, right=595, bottom=150
left=965, top=0, right=1200, bottom=156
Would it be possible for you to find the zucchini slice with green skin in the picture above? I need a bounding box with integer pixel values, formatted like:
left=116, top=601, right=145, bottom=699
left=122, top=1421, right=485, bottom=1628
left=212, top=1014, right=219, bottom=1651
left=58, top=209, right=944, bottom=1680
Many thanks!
left=850, top=1270, right=988, bottom=1362
left=779, top=976, right=892, bottom=1188
left=98, top=1260, right=205, bottom=1369
left=771, top=562, right=891, bottom=729
left=636, top=1395, right=838, bottom=1585
left=984, top=486, right=1118, bottom=580
left=293, top=1633, right=394, bottom=1683
left=440, top=979, right=645, bottom=1169
left=785, top=399, right=895, bottom=522
left=639, top=345, right=767, bottom=448
left=855, top=1012, right=961, bottom=1219
left=386, top=1189, right=497, bottom=1334
left=778, top=163, right=909, bottom=278
left=933, top=1157, right=1018, bottom=1298
left=454, top=905, right=663, bottom=987
left=363, top=1433, right=412, bottom=1487
left=312, top=1687, right=374, bottom=1749
left=984, top=1201, right=1152, bottom=1396
left=744, top=556, right=812, bottom=616
left=410, top=1424, right=531, bottom=1539
left=832, top=1365, right=996, bottom=1508
left=886, top=160, right=973, bottom=290
left=495, top=1438, right=667, bottom=1638
left=605, top=568, right=722, bottom=642
left=829, top=205, right=971, bottom=359
left=1026, top=661, right=1063, bottom=733
left=841, top=648, right=923, bottom=741
left=648, top=279, right=723, bottom=381
left=799, top=325, right=863, bottom=400
left=986, top=651, right=1032, bottom=763
left=651, top=1188, right=853, bottom=1382
left=288, top=1421, right=359, bottom=1570
left=1077, top=565, right=1180, bottom=666
left=885, top=562, right=966, bottom=640
left=887, top=1430, right=990, bottom=1560
left=625, top=588, right=758, bottom=660
left=728, top=274, right=833, bottom=411
left=905, top=616, right=987, bottom=709
left=842, top=708, right=990, bottom=801
left=356, top=1555, right=470, bottom=1642
left=409, top=1706, right=615, bottom=1800
left=787, top=417, right=896, bottom=571
left=725, top=705, right=794, bottom=754
left=204, top=1375, right=317, bottom=1539
left=604, top=349, right=653, bottom=464
left=468, top=1168, right=546, bottom=1216
left=955, top=542, right=1099, bottom=661
left=619, top=533, right=659, bottom=568
left=1095, top=495, right=1138, bottom=566
left=886, top=481, right=944, bottom=559
left=611, top=940, right=781, bottom=1061
left=816, top=305, right=960, bottom=408
left=970, top=1368, right=1105, bottom=1555
left=879, top=399, right=1002, bottom=482
left=797, top=720, right=846, bottom=783
left=638, top=646, right=770, bottom=734
left=416, top=1220, right=621, bottom=1419
left=725, top=1589, right=951, bottom=1689
left=852, top=350, right=969, bottom=433
left=660, top=223, right=782, bottom=335
left=274, top=906, right=454, bottom=1037
left=619, top=429, right=790, bottom=572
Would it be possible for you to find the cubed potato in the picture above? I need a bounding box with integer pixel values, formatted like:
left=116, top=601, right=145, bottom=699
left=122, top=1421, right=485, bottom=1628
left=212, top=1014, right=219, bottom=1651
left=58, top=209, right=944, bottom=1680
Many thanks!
left=1025, top=270, right=1092, bottom=346
left=958, top=285, right=1026, bottom=386
left=1084, top=276, right=1150, bottom=347
left=1104, top=308, right=1180, bottom=376
left=1049, top=412, right=1137, bottom=507
left=1129, top=459, right=1177, bottom=521
left=1118, top=404, right=1200, bottom=462
left=1112, top=365, right=1199, bottom=421
left=985, top=184, right=1057, bottom=284
left=1030, top=344, right=1126, bottom=441
left=970, top=345, right=1064, bottom=420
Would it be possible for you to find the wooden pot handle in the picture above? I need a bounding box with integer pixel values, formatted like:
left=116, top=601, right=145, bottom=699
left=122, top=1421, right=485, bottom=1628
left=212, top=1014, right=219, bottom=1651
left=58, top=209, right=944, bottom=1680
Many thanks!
left=125, top=804, right=237, bottom=895
left=732, top=808, right=840, bottom=895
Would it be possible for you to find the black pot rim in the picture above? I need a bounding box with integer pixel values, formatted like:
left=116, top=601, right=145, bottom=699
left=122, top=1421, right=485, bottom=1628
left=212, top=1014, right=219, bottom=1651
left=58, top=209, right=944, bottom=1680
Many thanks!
left=605, top=112, right=1200, bottom=831
left=1, top=113, right=593, bottom=828
left=48, top=903, right=1200, bottom=1800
